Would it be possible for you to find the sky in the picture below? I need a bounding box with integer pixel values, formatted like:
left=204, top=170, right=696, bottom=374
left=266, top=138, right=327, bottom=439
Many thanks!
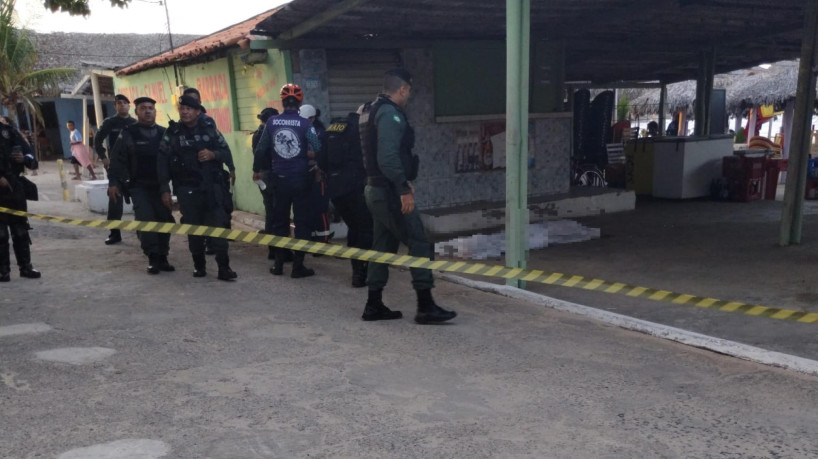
left=14, top=0, right=291, bottom=35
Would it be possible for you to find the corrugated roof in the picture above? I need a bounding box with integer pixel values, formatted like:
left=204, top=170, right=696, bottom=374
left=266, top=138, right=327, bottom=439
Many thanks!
left=116, top=7, right=283, bottom=76
left=251, top=0, right=807, bottom=85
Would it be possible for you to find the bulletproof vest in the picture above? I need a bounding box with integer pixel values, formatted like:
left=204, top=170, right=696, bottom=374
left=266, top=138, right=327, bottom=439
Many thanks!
left=0, top=125, right=22, bottom=175
left=127, top=124, right=165, bottom=187
left=265, top=110, right=311, bottom=176
left=360, top=95, right=418, bottom=186
left=321, top=113, right=364, bottom=198
left=105, top=116, right=136, bottom=149
left=167, top=121, right=220, bottom=188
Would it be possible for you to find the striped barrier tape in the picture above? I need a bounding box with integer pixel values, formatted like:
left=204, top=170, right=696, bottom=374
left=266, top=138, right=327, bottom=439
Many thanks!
left=1, top=206, right=816, bottom=324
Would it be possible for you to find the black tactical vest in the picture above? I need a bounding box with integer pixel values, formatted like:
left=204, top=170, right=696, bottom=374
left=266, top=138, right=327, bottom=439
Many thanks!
left=359, top=95, right=418, bottom=187
left=127, top=124, right=165, bottom=187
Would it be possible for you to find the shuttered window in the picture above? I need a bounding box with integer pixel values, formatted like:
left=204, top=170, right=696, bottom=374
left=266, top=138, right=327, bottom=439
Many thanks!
left=326, top=50, right=400, bottom=120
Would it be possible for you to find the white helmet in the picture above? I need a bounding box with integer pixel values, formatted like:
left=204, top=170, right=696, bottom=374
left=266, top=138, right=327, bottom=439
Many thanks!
left=300, top=104, right=317, bottom=119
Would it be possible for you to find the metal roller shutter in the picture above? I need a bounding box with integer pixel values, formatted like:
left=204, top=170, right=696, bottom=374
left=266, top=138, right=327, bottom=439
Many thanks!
left=326, top=50, right=401, bottom=120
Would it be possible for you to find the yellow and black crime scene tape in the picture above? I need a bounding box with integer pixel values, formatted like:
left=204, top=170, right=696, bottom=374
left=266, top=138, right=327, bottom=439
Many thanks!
left=2, top=206, right=817, bottom=325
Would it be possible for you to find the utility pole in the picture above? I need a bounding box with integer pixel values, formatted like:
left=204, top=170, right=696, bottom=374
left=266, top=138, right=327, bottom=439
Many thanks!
left=162, top=0, right=179, bottom=86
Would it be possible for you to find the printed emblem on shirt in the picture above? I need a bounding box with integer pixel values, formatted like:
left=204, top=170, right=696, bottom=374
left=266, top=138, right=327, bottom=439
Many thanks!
left=1, top=128, right=9, bottom=139
left=393, top=114, right=401, bottom=123
left=274, top=128, right=301, bottom=159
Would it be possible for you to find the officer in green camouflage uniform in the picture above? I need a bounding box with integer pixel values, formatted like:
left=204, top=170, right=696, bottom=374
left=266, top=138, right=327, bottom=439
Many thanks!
left=359, top=68, right=456, bottom=324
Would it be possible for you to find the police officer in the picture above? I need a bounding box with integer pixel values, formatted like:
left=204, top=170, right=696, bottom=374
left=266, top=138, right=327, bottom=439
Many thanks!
left=95, top=94, right=136, bottom=245
left=0, top=122, right=40, bottom=282
left=359, top=68, right=456, bottom=323
left=157, top=95, right=237, bottom=281
left=318, top=111, right=372, bottom=288
left=251, top=107, right=285, bottom=263
left=183, top=87, right=236, bottom=254
left=300, top=104, right=332, bottom=243
left=253, top=83, right=321, bottom=278
left=108, top=97, right=175, bottom=275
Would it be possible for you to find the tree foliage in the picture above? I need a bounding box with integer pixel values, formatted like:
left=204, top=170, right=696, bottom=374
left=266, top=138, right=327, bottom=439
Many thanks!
left=1, top=0, right=76, bottom=122
left=43, top=0, right=130, bottom=17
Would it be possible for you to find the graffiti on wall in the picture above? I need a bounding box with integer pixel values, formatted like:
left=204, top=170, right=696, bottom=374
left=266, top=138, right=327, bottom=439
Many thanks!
left=195, top=73, right=232, bottom=133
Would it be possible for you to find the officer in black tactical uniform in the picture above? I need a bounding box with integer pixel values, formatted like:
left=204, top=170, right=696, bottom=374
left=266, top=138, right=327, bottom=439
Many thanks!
left=182, top=87, right=236, bottom=254
left=95, top=94, right=136, bottom=245
left=108, top=96, right=175, bottom=275
left=0, top=122, right=41, bottom=282
left=318, top=112, right=372, bottom=288
left=252, top=107, right=279, bottom=236
left=157, top=95, right=237, bottom=281
left=360, top=68, right=456, bottom=323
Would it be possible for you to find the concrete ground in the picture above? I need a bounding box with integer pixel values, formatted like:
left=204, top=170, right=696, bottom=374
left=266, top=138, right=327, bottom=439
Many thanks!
left=2, top=162, right=818, bottom=458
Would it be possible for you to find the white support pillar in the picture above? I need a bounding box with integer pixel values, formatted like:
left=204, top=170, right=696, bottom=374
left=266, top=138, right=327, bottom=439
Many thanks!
left=90, top=72, right=104, bottom=162
left=747, top=107, right=757, bottom=144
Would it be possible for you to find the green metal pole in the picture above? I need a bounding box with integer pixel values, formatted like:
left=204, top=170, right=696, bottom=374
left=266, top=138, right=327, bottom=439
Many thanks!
left=505, top=0, right=530, bottom=288
left=780, top=0, right=818, bottom=246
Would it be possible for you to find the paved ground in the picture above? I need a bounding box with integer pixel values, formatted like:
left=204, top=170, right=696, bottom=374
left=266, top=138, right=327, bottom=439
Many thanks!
left=2, top=162, right=818, bottom=458
left=512, top=196, right=818, bottom=362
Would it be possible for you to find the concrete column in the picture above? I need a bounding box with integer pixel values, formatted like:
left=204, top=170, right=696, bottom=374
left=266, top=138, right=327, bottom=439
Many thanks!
left=658, top=84, right=667, bottom=136
left=747, top=107, right=757, bottom=143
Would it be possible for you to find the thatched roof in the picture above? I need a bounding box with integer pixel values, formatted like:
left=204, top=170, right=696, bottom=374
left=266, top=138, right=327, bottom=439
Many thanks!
left=726, top=60, right=802, bottom=114
left=630, top=73, right=740, bottom=117
left=31, top=32, right=199, bottom=93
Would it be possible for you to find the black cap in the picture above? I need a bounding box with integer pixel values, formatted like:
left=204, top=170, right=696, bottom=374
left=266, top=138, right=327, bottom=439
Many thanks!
left=115, top=94, right=130, bottom=103
left=133, top=96, right=156, bottom=106
left=257, top=107, right=279, bottom=122
left=386, top=68, right=413, bottom=86
left=178, top=94, right=202, bottom=111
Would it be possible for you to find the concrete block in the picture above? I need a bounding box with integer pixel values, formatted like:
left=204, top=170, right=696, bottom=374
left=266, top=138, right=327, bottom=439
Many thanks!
left=75, top=180, right=134, bottom=215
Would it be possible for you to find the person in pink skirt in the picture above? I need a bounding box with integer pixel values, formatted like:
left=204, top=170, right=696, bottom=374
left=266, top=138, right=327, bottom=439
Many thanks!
left=66, top=120, right=96, bottom=180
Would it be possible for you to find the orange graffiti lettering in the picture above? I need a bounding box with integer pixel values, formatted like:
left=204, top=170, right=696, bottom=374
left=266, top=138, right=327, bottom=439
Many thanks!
left=256, top=77, right=278, bottom=100
left=195, top=74, right=229, bottom=103
left=208, top=107, right=232, bottom=134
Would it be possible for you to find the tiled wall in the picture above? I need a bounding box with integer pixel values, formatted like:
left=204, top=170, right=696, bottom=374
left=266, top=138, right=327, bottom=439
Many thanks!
left=295, top=47, right=571, bottom=211
left=403, top=48, right=570, bottom=210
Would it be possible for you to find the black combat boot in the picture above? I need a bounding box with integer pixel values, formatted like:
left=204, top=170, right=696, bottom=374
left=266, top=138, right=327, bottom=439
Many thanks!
left=157, top=256, right=175, bottom=272
left=217, top=266, right=237, bottom=281
left=19, top=264, right=41, bottom=279
left=146, top=255, right=160, bottom=275
left=362, top=289, right=402, bottom=321
left=270, top=249, right=284, bottom=275
left=215, top=252, right=237, bottom=281
left=351, top=260, right=368, bottom=288
left=13, top=237, right=40, bottom=279
left=104, top=230, right=122, bottom=245
left=414, top=289, right=457, bottom=324
left=192, top=254, right=207, bottom=278
left=291, top=251, right=315, bottom=279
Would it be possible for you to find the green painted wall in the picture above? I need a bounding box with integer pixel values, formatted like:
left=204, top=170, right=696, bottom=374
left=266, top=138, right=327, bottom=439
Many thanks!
left=114, top=49, right=290, bottom=215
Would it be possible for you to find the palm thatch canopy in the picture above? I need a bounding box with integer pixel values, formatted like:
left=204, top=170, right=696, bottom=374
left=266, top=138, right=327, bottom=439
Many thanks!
left=726, top=61, right=804, bottom=114
left=630, top=73, right=741, bottom=118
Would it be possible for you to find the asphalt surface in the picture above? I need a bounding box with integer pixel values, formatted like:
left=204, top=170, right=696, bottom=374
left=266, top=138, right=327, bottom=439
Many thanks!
left=1, top=162, right=817, bottom=458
